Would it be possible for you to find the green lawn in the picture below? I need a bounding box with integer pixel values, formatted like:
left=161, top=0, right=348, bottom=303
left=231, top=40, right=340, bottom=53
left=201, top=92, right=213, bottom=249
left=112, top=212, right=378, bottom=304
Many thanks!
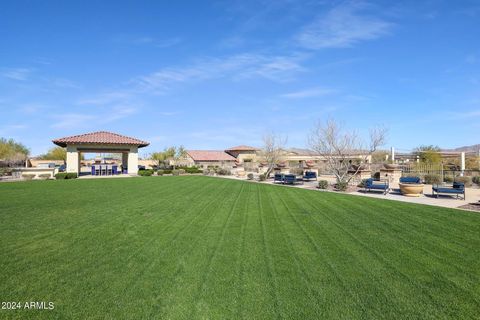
left=0, top=176, right=479, bottom=319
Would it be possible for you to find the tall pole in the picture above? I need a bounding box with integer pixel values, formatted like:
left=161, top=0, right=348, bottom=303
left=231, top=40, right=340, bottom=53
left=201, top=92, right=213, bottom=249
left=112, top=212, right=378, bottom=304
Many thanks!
left=391, top=147, right=395, bottom=163
left=461, top=152, right=465, bottom=177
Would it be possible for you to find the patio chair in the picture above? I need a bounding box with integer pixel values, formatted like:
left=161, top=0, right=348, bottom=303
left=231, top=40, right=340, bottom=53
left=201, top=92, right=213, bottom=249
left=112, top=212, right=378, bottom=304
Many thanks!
left=432, top=182, right=465, bottom=200
left=91, top=166, right=95, bottom=175
left=303, top=171, right=317, bottom=181
left=364, top=178, right=389, bottom=195
left=284, top=174, right=303, bottom=185
left=93, top=165, right=100, bottom=176
left=112, top=165, right=118, bottom=175
left=274, top=173, right=284, bottom=184
left=399, top=176, right=421, bottom=184
left=106, top=165, right=113, bottom=176
left=100, top=165, right=107, bottom=176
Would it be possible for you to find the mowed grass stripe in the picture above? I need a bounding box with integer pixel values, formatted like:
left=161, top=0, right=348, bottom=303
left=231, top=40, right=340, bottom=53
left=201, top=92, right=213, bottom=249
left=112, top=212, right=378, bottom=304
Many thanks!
left=1, top=176, right=479, bottom=319
left=289, top=186, right=480, bottom=318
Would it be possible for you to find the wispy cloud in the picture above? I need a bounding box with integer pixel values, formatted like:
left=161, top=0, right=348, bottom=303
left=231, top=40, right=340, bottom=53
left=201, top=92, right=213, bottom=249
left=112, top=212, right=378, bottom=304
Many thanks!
left=112, top=35, right=182, bottom=48
left=132, top=53, right=305, bottom=94
left=280, top=87, right=337, bottom=98
left=51, top=114, right=95, bottom=129
left=1, top=68, right=34, bottom=81
left=50, top=106, right=138, bottom=129
left=297, top=2, right=392, bottom=49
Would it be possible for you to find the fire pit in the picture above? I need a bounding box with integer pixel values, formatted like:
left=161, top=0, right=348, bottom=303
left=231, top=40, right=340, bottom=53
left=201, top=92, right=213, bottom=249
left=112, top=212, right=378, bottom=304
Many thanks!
left=399, top=183, right=424, bottom=197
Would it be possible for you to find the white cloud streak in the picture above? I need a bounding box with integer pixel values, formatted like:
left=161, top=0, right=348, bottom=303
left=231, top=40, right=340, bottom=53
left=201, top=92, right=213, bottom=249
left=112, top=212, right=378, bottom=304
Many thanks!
left=297, top=2, right=392, bottom=49
left=1, top=68, right=33, bottom=81
left=280, top=87, right=337, bottom=98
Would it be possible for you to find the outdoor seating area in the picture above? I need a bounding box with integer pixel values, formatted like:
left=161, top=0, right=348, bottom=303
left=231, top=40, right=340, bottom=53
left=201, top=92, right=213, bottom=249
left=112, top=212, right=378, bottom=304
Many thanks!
left=273, top=173, right=303, bottom=185
left=91, top=164, right=120, bottom=176
left=303, top=171, right=317, bottom=181
left=363, top=178, right=390, bottom=195
left=433, top=182, right=466, bottom=200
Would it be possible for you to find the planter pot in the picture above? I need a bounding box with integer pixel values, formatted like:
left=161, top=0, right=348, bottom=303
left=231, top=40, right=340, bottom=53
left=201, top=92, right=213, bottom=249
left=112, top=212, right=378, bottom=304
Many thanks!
left=399, top=183, right=424, bottom=197
left=384, top=163, right=400, bottom=169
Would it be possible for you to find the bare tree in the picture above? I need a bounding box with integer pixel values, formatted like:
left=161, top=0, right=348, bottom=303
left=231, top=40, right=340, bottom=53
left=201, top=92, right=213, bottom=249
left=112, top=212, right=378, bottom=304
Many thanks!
left=309, top=119, right=387, bottom=183
left=260, top=132, right=287, bottom=178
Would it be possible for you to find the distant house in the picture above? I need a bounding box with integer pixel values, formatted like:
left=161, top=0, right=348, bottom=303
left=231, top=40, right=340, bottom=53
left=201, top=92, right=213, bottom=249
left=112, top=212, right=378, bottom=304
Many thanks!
left=225, top=145, right=258, bottom=164
left=184, top=150, right=237, bottom=168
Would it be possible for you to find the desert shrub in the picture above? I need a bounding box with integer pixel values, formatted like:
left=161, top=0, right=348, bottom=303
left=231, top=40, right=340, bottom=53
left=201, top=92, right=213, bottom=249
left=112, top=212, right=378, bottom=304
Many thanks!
left=55, top=173, right=67, bottom=179
left=424, top=174, right=442, bottom=185
left=178, top=169, right=186, bottom=175
left=472, top=176, right=480, bottom=185
left=454, top=176, right=472, bottom=187
left=184, top=167, right=202, bottom=174
left=138, top=170, right=153, bottom=176
left=163, top=169, right=172, bottom=174
left=358, top=179, right=369, bottom=188
left=335, top=181, right=348, bottom=191
left=247, top=173, right=254, bottom=180
left=66, top=173, right=78, bottom=179
left=259, top=174, right=266, bottom=181
left=172, top=169, right=180, bottom=176
left=217, top=168, right=231, bottom=176
left=318, top=180, right=329, bottom=189
left=38, top=174, right=51, bottom=180
left=22, top=174, right=35, bottom=180
left=372, top=172, right=380, bottom=180
left=157, top=169, right=164, bottom=176
left=443, top=175, right=454, bottom=183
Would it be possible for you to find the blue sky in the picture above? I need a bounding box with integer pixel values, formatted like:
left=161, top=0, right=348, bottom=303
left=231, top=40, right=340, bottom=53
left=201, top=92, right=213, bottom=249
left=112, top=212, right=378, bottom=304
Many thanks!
left=1, top=0, right=479, bottom=156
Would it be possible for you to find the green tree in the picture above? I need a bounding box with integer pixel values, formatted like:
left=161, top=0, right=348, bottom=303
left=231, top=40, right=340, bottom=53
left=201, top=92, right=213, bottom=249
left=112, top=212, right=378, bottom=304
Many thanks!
left=415, top=145, right=442, bottom=164
left=150, top=146, right=187, bottom=169
left=0, top=138, right=30, bottom=165
left=38, top=147, right=67, bottom=162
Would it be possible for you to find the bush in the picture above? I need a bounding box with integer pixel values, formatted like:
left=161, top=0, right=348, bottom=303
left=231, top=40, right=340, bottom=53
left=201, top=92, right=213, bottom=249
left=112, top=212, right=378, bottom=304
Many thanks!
left=247, top=173, right=254, bottom=180
left=472, top=176, right=480, bottom=185
left=424, top=174, right=441, bottom=185
left=178, top=169, right=186, bottom=175
left=22, top=174, right=35, bottom=180
left=172, top=169, right=180, bottom=176
left=157, top=169, right=164, bottom=176
left=55, top=172, right=78, bottom=179
left=55, top=172, right=67, bottom=179
left=443, top=175, right=454, bottom=183
left=259, top=174, right=266, bottom=181
left=163, top=169, right=172, bottom=174
left=372, top=172, right=380, bottom=180
left=138, top=170, right=153, bottom=176
left=318, top=180, right=329, bottom=189
left=335, top=181, right=348, bottom=191
left=454, top=176, right=472, bottom=187
left=184, top=167, right=202, bottom=174
left=357, top=179, right=368, bottom=188
left=217, top=168, right=231, bottom=176
left=38, top=174, right=51, bottom=180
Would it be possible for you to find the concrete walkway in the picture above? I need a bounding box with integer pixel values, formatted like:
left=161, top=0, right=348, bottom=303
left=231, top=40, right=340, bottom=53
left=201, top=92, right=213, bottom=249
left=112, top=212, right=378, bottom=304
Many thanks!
left=224, top=174, right=480, bottom=211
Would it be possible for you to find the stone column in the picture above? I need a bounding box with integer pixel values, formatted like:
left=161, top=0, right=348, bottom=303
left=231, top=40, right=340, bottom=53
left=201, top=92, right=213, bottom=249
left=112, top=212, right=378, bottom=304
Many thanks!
left=127, top=146, right=138, bottom=175
left=122, top=152, right=129, bottom=173
left=66, top=145, right=79, bottom=174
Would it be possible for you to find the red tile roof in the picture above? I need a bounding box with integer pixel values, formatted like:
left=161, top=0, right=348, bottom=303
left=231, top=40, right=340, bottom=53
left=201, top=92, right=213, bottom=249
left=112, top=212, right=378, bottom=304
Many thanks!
left=52, top=131, right=149, bottom=148
left=225, top=145, right=259, bottom=151
left=187, top=150, right=236, bottom=161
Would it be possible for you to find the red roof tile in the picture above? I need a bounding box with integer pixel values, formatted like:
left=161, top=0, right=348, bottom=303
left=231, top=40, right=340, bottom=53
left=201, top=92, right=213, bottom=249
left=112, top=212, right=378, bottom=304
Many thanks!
left=52, top=131, right=149, bottom=148
left=225, top=145, right=259, bottom=151
left=187, top=150, right=236, bottom=161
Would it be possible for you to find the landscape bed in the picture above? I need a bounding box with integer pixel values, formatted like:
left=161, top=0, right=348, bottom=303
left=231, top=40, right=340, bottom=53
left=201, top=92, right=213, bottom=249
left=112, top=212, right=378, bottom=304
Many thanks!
left=0, top=176, right=479, bottom=319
